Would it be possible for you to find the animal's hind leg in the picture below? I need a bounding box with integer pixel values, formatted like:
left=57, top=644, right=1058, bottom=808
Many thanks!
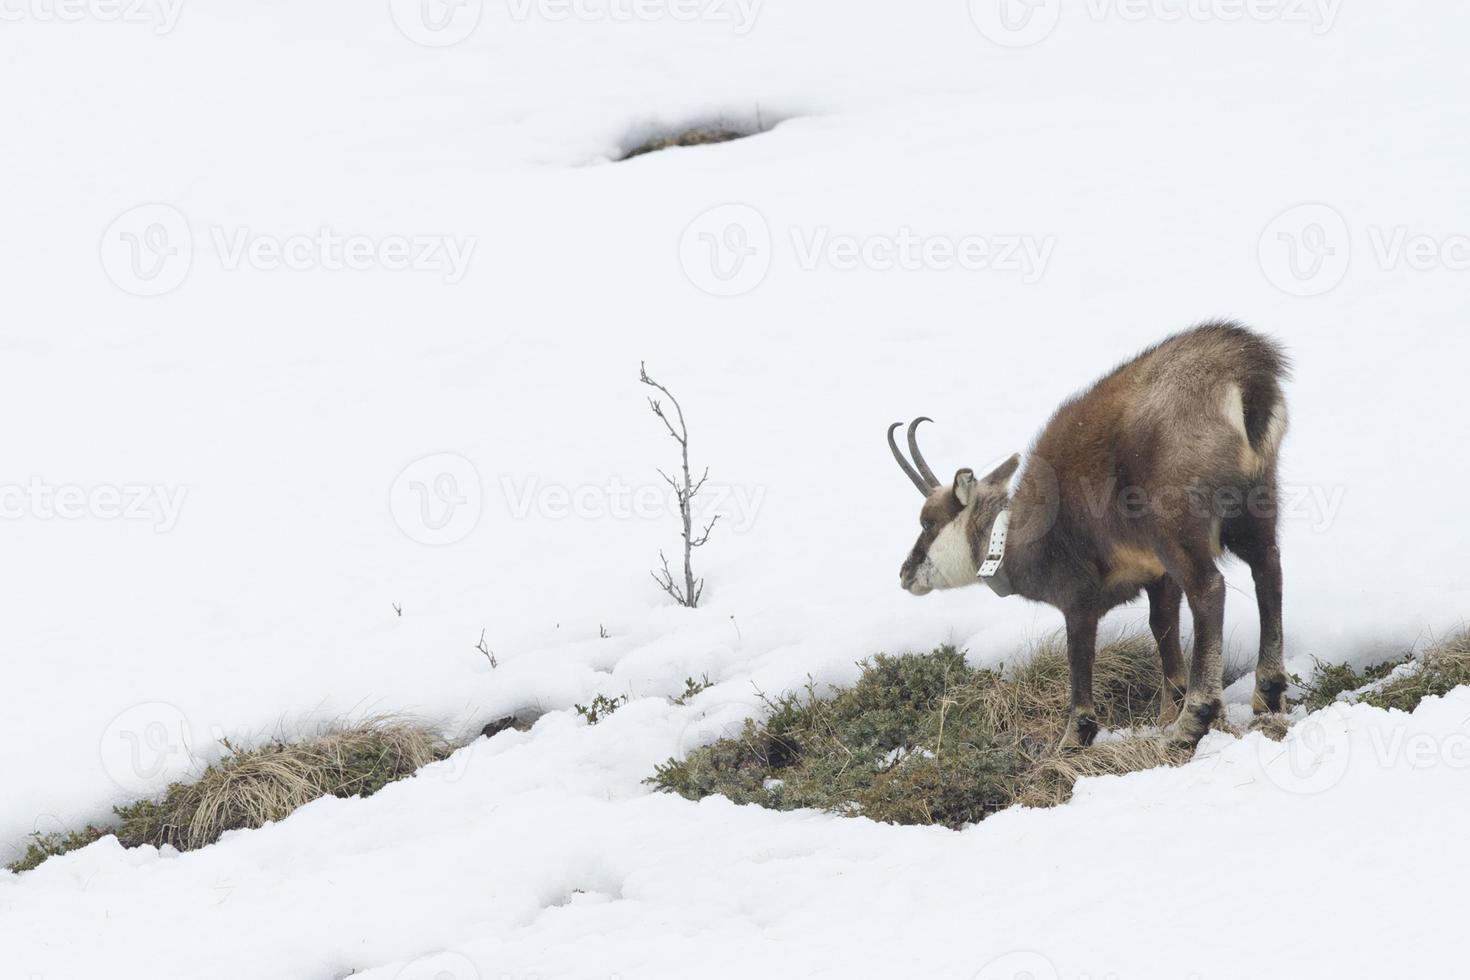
left=1222, top=490, right=1286, bottom=715
left=1145, top=576, right=1186, bottom=726
left=1155, top=529, right=1227, bottom=748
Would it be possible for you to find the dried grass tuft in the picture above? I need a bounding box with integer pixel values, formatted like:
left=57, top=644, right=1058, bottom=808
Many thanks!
left=9, top=717, right=449, bottom=872
left=124, top=718, right=448, bottom=851
left=1249, top=713, right=1292, bottom=742
left=619, top=126, right=750, bottom=160
left=977, top=633, right=1163, bottom=744
left=1015, top=736, right=1191, bottom=809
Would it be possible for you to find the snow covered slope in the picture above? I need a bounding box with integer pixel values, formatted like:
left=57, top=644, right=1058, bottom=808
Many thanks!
left=2, top=1, right=1469, bottom=976
left=9, top=690, right=1470, bottom=979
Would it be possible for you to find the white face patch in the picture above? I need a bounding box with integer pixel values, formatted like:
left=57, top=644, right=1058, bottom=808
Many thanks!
left=912, top=517, right=978, bottom=592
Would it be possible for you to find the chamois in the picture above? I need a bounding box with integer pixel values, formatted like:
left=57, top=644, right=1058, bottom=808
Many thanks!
left=891, top=321, right=1289, bottom=747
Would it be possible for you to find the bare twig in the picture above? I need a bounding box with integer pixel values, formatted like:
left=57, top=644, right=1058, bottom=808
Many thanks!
left=475, top=629, right=497, bottom=669
left=640, top=362, right=717, bottom=608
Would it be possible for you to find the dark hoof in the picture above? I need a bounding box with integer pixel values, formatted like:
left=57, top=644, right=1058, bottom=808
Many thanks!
left=1253, top=673, right=1289, bottom=715
left=1065, top=711, right=1100, bottom=748
left=1169, top=699, right=1222, bottom=747
left=1188, top=699, right=1221, bottom=729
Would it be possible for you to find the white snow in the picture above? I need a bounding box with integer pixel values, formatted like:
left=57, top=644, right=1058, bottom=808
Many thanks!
left=3, top=1, right=1469, bottom=977
left=12, top=692, right=1470, bottom=979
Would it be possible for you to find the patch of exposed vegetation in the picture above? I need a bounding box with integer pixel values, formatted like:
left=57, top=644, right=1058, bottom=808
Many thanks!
left=620, top=125, right=751, bottom=160
left=479, top=715, right=534, bottom=740
left=1296, top=653, right=1412, bottom=711
left=1295, top=632, right=1470, bottom=713
left=650, top=636, right=1190, bottom=828
left=575, top=693, right=629, bottom=725
left=7, top=825, right=112, bottom=873
left=1360, top=632, right=1470, bottom=712
left=651, top=630, right=1470, bottom=830
left=672, top=675, right=713, bottom=706
left=7, top=718, right=448, bottom=874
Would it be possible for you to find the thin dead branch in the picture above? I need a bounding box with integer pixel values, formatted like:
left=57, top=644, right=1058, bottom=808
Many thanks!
left=640, top=362, right=718, bottom=607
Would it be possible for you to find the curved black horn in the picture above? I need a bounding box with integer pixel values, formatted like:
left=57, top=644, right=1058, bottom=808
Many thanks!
left=906, top=417, right=941, bottom=488
left=888, top=422, right=931, bottom=495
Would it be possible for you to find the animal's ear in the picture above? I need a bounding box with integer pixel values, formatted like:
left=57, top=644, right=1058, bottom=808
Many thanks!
left=980, top=453, right=1022, bottom=488
left=953, top=468, right=978, bottom=506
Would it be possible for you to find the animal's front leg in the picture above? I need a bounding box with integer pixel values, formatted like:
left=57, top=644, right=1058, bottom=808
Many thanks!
left=1061, top=609, right=1100, bottom=747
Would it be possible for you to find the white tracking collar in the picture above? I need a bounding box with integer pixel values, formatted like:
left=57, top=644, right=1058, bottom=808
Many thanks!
left=977, top=510, right=1014, bottom=597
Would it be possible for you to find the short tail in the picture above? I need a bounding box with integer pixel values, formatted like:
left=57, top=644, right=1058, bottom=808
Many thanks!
left=1235, top=330, right=1290, bottom=457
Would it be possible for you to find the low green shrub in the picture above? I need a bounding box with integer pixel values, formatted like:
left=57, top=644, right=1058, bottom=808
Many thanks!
left=1361, top=633, right=1470, bottom=712
left=575, top=694, right=629, bottom=725
left=1296, top=654, right=1411, bottom=711
left=651, top=636, right=1172, bottom=828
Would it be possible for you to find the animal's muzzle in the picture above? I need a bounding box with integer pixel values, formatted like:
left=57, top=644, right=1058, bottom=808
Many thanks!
left=899, top=558, right=922, bottom=592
